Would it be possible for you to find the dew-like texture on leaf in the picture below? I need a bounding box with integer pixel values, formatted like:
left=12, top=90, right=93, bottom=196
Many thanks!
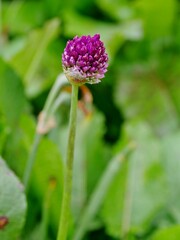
left=0, top=157, right=27, bottom=240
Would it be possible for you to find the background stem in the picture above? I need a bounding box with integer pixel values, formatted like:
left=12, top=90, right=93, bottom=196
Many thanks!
left=23, top=74, right=68, bottom=190
left=57, top=84, right=79, bottom=240
left=23, top=134, right=42, bottom=189
left=121, top=147, right=137, bottom=239
left=41, top=177, right=57, bottom=240
left=72, top=142, right=135, bottom=240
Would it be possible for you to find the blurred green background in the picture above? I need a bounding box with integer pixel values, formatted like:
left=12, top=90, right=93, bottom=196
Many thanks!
left=0, top=0, right=180, bottom=239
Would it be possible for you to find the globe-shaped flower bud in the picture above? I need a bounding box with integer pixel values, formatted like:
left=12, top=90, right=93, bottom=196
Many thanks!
left=62, top=34, right=108, bottom=85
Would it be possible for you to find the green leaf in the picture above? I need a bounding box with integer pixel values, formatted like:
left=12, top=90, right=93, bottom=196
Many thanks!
left=25, top=168, right=59, bottom=240
left=31, top=138, right=64, bottom=232
left=150, top=225, right=180, bottom=240
left=0, top=157, right=27, bottom=240
left=3, top=114, right=35, bottom=177
left=23, top=224, right=43, bottom=240
left=4, top=112, right=63, bottom=232
left=161, top=131, right=180, bottom=222
left=135, top=0, right=176, bottom=39
left=114, top=66, right=180, bottom=136
left=72, top=143, right=134, bottom=240
left=101, top=122, right=167, bottom=238
left=0, top=58, right=28, bottom=126
left=9, top=18, right=60, bottom=97
left=4, top=112, right=64, bottom=232
left=78, top=111, right=111, bottom=196
left=0, top=117, right=9, bottom=154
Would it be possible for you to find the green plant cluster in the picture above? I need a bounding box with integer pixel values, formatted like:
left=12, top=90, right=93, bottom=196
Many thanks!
left=0, top=0, right=180, bottom=239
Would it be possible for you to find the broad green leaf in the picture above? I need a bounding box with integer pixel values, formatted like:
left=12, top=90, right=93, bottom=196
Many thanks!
left=23, top=171, right=57, bottom=240
left=3, top=114, right=35, bottom=177
left=161, top=131, right=180, bottom=222
left=0, top=157, right=27, bottom=240
left=3, top=113, right=64, bottom=232
left=23, top=224, right=43, bottom=240
left=31, top=138, right=64, bottom=231
left=0, top=58, right=28, bottom=126
left=101, top=122, right=167, bottom=238
left=114, top=66, right=180, bottom=136
left=150, top=225, right=180, bottom=240
left=9, top=18, right=60, bottom=97
left=135, top=0, right=176, bottom=39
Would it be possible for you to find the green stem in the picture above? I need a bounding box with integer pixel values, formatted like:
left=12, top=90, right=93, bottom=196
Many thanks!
left=41, top=177, right=57, bottom=240
left=43, top=74, right=67, bottom=116
left=57, top=84, right=79, bottom=240
left=72, top=142, right=135, bottom=240
left=121, top=145, right=137, bottom=239
left=23, top=134, right=42, bottom=189
left=48, top=93, right=70, bottom=118
left=23, top=74, right=68, bottom=190
left=73, top=154, right=124, bottom=240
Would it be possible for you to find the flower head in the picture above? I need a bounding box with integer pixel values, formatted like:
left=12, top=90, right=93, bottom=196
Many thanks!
left=62, top=34, right=108, bottom=85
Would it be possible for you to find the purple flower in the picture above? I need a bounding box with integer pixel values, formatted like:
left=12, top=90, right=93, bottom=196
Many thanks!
left=62, top=34, right=108, bottom=85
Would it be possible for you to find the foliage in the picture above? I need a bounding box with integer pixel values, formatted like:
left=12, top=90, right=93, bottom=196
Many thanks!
left=0, top=157, right=27, bottom=240
left=0, top=0, right=180, bottom=239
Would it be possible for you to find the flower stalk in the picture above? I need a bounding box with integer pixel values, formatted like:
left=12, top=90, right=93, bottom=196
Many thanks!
left=57, top=33, right=108, bottom=240
left=57, top=84, right=79, bottom=240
